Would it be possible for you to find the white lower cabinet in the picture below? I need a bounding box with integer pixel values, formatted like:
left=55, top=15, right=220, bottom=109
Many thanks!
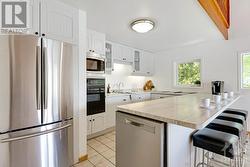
left=88, top=93, right=153, bottom=134
left=151, top=94, right=172, bottom=100
left=87, top=116, right=92, bottom=135
left=131, top=93, right=151, bottom=102
left=106, top=95, right=131, bottom=129
left=87, top=113, right=105, bottom=135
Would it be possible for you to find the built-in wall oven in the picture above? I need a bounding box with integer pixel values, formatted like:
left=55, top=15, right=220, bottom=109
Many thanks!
left=87, top=78, right=105, bottom=115
left=87, top=53, right=105, bottom=74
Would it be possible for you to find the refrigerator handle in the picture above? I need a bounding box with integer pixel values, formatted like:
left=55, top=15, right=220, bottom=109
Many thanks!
left=42, top=47, right=48, bottom=109
left=1, top=124, right=72, bottom=143
left=36, top=46, right=41, bottom=110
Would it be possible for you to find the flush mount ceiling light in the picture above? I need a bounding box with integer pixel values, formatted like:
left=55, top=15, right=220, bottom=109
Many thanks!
left=131, top=19, right=155, bottom=33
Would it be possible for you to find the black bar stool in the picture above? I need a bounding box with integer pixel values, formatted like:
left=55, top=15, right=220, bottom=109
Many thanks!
left=223, top=109, right=248, bottom=144
left=217, top=112, right=247, bottom=144
left=193, top=128, right=239, bottom=167
left=206, top=119, right=243, bottom=166
left=224, top=109, right=248, bottom=121
left=217, top=113, right=245, bottom=125
left=206, top=119, right=243, bottom=137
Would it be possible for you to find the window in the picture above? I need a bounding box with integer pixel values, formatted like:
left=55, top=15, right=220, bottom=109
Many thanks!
left=240, top=52, right=250, bottom=89
left=175, top=59, right=201, bottom=87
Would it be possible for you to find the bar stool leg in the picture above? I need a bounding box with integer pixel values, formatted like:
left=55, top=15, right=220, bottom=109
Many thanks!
left=202, top=150, right=205, bottom=167
left=194, top=147, right=197, bottom=167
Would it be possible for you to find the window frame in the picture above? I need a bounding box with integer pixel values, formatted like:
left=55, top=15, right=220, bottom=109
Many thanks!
left=173, top=58, right=203, bottom=88
left=238, top=51, right=250, bottom=91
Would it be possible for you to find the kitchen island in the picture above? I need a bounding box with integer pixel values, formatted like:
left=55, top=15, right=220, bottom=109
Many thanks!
left=116, top=93, right=240, bottom=167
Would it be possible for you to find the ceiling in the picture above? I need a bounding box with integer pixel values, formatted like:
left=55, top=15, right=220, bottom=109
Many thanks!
left=230, top=0, right=250, bottom=40
left=59, top=0, right=225, bottom=53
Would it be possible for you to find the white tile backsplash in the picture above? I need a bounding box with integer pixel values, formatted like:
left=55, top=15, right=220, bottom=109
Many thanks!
left=106, top=63, right=150, bottom=90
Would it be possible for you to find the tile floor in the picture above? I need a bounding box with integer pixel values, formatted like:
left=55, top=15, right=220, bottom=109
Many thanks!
left=75, top=131, right=116, bottom=167
left=75, top=131, right=250, bottom=167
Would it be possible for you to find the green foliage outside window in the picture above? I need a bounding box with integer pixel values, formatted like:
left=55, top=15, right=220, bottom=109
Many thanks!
left=177, top=60, right=201, bottom=86
left=242, top=54, right=250, bottom=88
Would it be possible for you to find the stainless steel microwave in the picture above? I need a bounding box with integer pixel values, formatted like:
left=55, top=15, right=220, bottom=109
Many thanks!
left=87, top=53, right=105, bottom=73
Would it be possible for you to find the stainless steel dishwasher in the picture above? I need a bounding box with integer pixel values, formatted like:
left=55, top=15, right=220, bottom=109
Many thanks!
left=116, top=111, right=166, bottom=167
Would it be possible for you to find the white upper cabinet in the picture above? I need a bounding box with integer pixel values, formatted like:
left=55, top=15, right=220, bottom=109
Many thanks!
left=9, top=0, right=79, bottom=43
left=132, top=50, right=154, bottom=76
left=105, top=42, right=114, bottom=73
left=113, top=43, right=133, bottom=63
left=122, top=45, right=134, bottom=63
left=27, top=0, right=40, bottom=35
left=41, top=0, right=78, bottom=44
left=87, top=30, right=106, bottom=55
left=104, top=41, right=155, bottom=76
left=0, top=0, right=39, bottom=35
left=141, top=51, right=155, bottom=76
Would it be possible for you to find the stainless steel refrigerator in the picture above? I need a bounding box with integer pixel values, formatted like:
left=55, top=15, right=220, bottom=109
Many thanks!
left=0, top=35, right=74, bottom=167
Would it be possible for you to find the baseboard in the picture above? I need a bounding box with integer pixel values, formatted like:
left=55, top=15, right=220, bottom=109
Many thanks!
left=87, top=127, right=115, bottom=139
left=78, top=154, right=88, bottom=163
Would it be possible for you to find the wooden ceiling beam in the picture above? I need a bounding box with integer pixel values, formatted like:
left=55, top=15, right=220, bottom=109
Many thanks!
left=198, top=0, right=230, bottom=40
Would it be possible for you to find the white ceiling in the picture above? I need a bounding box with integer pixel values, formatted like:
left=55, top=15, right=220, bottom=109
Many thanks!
left=60, top=0, right=225, bottom=53
left=230, top=0, right=250, bottom=40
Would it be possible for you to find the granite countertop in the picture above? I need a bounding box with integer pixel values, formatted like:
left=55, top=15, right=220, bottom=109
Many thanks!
left=117, top=93, right=240, bottom=129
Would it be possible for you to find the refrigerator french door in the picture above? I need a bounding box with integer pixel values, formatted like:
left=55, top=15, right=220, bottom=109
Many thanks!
left=0, top=35, right=74, bottom=167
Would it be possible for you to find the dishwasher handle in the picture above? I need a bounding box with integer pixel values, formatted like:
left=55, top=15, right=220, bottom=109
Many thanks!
left=125, top=118, right=155, bottom=134
left=125, top=119, right=144, bottom=127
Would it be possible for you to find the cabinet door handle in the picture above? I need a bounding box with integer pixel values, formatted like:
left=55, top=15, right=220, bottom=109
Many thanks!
left=93, top=119, right=95, bottom=121
left=123, top=99, right=127, bottom=101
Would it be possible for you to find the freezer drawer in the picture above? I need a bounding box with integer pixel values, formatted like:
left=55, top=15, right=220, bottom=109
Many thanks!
left=116, top=112, right=165, bottom=167
left=0, top=120, right=73, bottom=167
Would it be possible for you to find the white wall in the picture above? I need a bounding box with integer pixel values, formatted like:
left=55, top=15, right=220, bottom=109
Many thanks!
left=106, top=63, right=151, bottom=91
left=153, top=37, right=250, bottom=130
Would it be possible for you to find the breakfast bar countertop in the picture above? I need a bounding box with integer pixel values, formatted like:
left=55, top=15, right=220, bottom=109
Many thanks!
left=117, top=93, right=240, bottom=129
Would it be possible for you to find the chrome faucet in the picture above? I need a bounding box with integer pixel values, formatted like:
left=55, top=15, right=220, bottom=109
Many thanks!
left=118, top=82, right=124, bottom=91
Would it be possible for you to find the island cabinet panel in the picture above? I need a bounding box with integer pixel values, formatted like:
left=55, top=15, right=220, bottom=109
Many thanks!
left=167, top=124, right=197, bottom=167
